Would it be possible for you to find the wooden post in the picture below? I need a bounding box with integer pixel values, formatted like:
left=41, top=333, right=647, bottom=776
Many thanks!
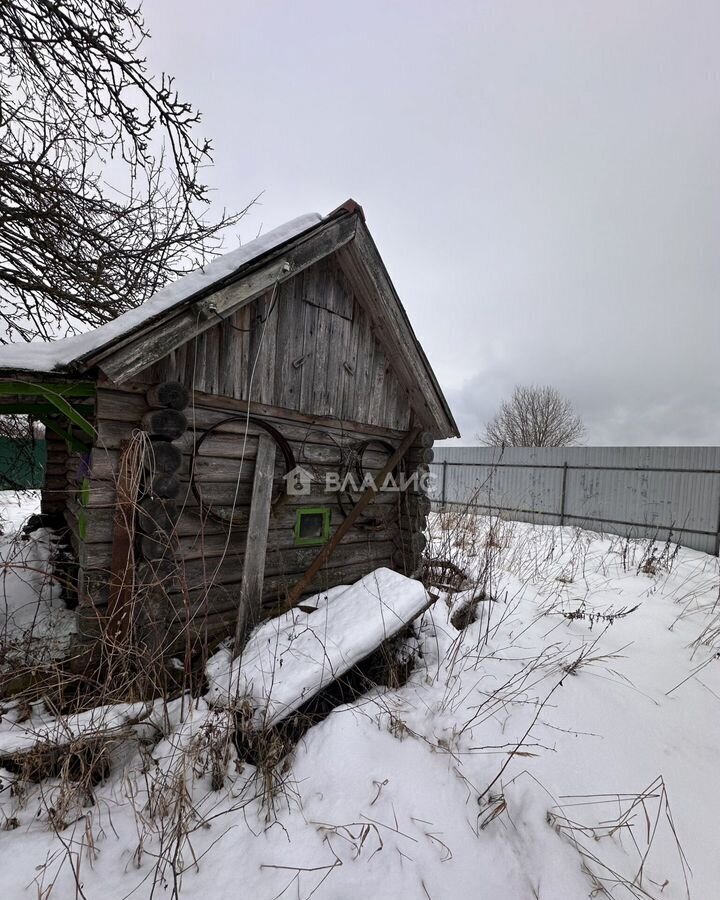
left=282, top=426, right=420, bottom=611
left=106, top=440, right=138, bottom=642
left=233, top=433, right=277, bottom=655
left=559, top=462, right=568, bottom=527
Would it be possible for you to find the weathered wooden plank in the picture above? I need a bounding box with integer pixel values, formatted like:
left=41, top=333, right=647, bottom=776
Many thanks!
left=236, top=305, right=252, bottom=400
left=253, top=291, right=279, bottom=406
left=311, top=306, right=334, bottom=416
left=368, top=344, right=388, bottom=426
left=274, top=277, right=304, bottom=411
left=356, top=303, right=376, bottom=425
left=298, top=281, right=318, bottom=413
left=340, top=298, right=361, bottom=420
left=326, top=303, right=352, bottom=418
left=233, top=433, right=276, bottom=651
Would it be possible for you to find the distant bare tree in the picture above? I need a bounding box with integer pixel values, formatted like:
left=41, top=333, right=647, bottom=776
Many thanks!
left=481, top=385, right=585, bottom=447
left=0, top=0, right=250, bottom=343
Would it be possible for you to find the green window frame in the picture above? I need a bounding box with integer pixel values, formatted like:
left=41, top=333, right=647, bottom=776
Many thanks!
left=293, top=506, right=331, bottom=547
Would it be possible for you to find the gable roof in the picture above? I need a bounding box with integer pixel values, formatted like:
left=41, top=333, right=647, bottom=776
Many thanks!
left=0, top=201, right=459, bottom=438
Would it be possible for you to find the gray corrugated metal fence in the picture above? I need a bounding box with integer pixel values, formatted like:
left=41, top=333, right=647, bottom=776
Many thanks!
left=429, top=447, right=720, bottom=555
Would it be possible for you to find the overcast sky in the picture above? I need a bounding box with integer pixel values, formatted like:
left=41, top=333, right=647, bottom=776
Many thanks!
left=142, top=0, right=719, bottom=445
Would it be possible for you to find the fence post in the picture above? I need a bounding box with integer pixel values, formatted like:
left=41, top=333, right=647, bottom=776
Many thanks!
left=441, top=459, right=448, bottom=508
left=559, top=462, right=568, bottom=527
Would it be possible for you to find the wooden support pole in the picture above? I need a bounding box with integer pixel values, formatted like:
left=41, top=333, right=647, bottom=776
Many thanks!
left=559, top=462, right=568, bottom=527
left=233, top=433, right=278, bottom=655
left=282, top=426, right=420, bottom=611
left=106, top=440, right=138, bottom=642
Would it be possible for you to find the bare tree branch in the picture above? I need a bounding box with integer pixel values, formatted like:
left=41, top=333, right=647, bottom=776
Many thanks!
left=0, top=0, right=250, bottom=343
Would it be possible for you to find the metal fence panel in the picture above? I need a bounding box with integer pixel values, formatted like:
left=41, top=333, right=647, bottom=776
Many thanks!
left=429, top=446, right=720, bottom=555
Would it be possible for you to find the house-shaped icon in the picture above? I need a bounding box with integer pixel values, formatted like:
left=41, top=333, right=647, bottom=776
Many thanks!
left=283, top=465, right=314, bottom=496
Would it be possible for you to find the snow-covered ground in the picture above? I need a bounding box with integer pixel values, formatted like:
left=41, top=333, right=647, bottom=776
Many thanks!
left=1, top=497, right=719, bottom=899
left=0, top=492, right=76, bottom=665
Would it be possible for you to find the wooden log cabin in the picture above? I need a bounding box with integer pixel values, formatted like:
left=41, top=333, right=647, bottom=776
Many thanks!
left=0, top=200, right=459, bottom=656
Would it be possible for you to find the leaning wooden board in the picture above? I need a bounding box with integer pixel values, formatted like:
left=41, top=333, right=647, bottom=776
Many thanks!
left=205, top=567, right=433, bottom=729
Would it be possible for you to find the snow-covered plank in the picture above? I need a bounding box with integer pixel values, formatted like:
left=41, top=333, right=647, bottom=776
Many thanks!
left=206, top=567, right=431, bottom=728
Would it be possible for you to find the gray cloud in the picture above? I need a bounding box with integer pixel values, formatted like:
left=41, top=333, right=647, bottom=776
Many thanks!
left=143, top=0, right=720, bottom=446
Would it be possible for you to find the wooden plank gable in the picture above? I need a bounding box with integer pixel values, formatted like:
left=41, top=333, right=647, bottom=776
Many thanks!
left=148, top=256, right=414, bottom=432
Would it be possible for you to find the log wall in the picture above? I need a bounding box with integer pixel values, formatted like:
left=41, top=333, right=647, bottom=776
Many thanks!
left=75, top=383, right=429, bottom=651
left=69, top=252, right=435, bottom=651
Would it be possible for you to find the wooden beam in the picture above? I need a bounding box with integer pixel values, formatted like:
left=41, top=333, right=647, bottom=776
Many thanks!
left=233, top=433, right=278, bottom=655
left=281, top=426, right=420, bottom=611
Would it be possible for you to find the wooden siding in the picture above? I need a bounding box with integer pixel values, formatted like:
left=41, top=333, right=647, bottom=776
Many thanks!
left=143, top=257, right=413, bottom=433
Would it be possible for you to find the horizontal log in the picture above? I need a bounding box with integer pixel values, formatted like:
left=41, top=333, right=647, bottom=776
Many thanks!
left=137, top=558, right=176, bottom=582
left=143, top=441, right=182, bottom=474
left=392, top=549, right=422, bottom=575
left=171, top=553, right=396, bottom=618
left=139, top=530, right=179, bottom=563
left=140, top=409, right=187, bottom=441
left=150, top=473, right=181, bottom=499
left=416, top=432, right=435, bottom=450
left=136, top=556, right=403, bottom=654
left=76, top=474, right=405, bottom=526
left=192, top=537, right=394, bottom=585
left=74, top=503, right=398, bottom=569
left=407, top=447, right=434, bottom=465
left=137, top=497, right=177, bottom=534
left=96, top=418, right=398, bottom=474
left=393, top=531, right=427, bottom=553
left=146, top=381, right=190, bottom=411
left=95, top=384, right=408, bottom=441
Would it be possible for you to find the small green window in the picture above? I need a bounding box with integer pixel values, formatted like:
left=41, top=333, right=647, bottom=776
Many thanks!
left=294, top=507, right=331, bottom=547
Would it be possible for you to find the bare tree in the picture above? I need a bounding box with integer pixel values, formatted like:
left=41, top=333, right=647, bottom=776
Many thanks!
left=481, top=385, right=585, bottom=447
left=0, top=0, right=250, bottom=343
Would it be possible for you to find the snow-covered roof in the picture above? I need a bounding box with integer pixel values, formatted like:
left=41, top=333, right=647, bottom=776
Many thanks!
left=0, top=212, right=322, bottom=374
left=0, top=201, right=459, bottom=437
